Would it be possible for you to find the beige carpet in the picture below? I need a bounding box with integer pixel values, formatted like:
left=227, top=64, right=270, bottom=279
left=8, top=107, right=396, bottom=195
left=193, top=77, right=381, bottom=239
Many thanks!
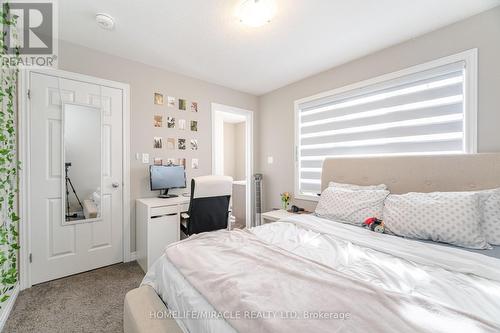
left=5, top=262, right=144, bottom=333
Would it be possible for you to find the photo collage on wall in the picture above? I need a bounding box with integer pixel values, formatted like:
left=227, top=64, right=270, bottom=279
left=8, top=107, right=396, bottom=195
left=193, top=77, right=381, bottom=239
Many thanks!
left=152, top=92, right=199, bottom=170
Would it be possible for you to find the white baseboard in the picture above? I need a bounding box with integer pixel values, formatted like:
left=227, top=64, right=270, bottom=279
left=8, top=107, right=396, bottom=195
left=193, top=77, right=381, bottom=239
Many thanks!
left=0, top=283, right=19, bottom=332
left=129, top=251, right=137, bottom=261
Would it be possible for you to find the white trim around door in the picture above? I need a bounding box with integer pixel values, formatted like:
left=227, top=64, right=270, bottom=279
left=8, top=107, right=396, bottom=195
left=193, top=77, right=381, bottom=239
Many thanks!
left=18, top=68, right=131, bottom=290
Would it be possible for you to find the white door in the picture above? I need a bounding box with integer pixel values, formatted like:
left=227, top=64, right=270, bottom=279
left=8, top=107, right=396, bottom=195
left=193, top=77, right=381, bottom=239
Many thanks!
left=29, top=72, right=124, bottom=285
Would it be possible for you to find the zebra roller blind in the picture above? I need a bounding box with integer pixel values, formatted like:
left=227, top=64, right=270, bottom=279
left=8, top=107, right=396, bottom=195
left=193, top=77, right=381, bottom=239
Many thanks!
left=296, top=61, right=470, bottom=197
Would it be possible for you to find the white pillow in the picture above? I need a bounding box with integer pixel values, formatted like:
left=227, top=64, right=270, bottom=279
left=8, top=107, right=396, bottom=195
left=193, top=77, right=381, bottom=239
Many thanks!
left=478, top=188, right=500, bottom=245
left=315, top=188, right=389, bottom=225
left=383, top=192, right=490, bottom=249
left=328, top=181, right=387, bottom=191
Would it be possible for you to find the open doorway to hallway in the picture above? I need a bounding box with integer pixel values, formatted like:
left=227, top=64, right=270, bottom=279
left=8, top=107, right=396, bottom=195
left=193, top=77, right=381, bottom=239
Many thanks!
left=212, top=103, right=253, bottom=229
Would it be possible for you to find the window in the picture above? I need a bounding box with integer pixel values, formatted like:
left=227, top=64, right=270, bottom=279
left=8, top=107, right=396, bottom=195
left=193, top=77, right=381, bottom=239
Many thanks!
left=294, top=50, right=477, bottom=199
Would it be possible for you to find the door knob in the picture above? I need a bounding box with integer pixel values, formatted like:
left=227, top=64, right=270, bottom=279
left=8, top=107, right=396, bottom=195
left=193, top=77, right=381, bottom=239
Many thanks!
left=112, top=182, right=120, bottom=188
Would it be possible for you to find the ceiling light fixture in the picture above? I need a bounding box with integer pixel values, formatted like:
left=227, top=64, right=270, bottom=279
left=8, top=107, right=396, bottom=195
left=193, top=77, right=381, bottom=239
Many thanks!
left=95, top=13, right=115, bottom=30
left=236, top=0, right=277, bottom=28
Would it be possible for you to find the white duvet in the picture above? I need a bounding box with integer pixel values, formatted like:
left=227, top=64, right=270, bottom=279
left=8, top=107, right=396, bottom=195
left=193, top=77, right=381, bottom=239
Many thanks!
left=142, top=215, right=500, bottom=333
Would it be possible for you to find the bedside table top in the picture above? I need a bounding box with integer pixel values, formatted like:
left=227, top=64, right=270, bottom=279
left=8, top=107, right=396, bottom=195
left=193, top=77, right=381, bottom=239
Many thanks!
left=261, top=209, right=311, bottom=222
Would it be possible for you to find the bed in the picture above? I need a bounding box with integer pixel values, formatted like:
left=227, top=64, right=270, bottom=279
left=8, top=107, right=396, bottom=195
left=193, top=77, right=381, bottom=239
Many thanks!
left=124, top=154, right=500, bottom=333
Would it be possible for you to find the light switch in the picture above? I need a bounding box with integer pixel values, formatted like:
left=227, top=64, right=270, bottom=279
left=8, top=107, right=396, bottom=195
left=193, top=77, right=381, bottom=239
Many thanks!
left=267, top=156, right=274, bottom=164
left=135, top=153, right=140, bottom=160
left=142, top=153, right=149, bottom=164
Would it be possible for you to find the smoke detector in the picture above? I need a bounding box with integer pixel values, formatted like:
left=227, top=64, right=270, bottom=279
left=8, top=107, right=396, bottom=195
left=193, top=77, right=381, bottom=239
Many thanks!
left=95, top=13, right=115, bottom=30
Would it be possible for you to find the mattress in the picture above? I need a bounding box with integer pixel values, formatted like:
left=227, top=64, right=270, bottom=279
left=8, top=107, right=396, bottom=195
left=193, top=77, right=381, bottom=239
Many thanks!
left=142, top=215, right=500, bottom=333
left=143, top=253, right=236, bottom=333
left=420, top=238, right=500, bottom=258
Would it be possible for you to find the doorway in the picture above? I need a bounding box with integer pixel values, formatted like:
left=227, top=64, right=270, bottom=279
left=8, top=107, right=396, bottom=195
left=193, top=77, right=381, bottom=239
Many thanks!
left=19, top=69, right=130, bottom=288
left=211, top=103, right=253, bottom=229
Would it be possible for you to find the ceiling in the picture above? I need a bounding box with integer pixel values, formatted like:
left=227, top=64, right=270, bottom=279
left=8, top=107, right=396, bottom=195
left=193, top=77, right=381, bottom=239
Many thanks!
left=58, top=0, right=500, bottom=95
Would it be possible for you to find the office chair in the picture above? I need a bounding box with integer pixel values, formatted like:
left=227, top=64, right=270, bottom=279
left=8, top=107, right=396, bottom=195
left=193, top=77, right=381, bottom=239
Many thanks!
left=181, top=175, right=233, bottom=236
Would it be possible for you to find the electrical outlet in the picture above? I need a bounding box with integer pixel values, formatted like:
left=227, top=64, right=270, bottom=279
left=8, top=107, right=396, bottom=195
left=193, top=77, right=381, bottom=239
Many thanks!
left=142, top=153, right=149, bottom=164
left=267, top=156, right=274, bottom=164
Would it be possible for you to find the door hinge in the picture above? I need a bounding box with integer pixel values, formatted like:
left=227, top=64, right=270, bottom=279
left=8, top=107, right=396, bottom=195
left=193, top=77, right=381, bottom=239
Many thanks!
left=27, top=89, right=31, bottom=99
left=29, top=253, right=32, bottom=263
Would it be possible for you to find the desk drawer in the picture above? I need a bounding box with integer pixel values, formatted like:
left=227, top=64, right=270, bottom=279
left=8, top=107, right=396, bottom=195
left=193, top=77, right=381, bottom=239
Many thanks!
left=151, top=205, right=178, bottom=217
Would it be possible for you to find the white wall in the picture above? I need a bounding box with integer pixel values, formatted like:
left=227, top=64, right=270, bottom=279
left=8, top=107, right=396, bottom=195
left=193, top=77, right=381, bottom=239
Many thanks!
left=257, top=6, right=500, bottom=212
left=59, top=41, right=258, bottom=250
left=234, top=122, right=246, bottom=181
left=223, top=121, right=246, bottom=181
left=232, top=182, right=246, bottom=226
left=223, top=122, right=236, bottom=178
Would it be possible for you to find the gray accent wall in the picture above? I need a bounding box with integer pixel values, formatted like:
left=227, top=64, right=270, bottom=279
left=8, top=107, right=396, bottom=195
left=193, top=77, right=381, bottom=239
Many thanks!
left=58, top=41, right=258, bottom=251
left=257, top=6, right=500, bottom=212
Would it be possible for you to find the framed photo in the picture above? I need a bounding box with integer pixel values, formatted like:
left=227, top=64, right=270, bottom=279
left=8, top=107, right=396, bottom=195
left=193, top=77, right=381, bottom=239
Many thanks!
left=153, top=157, right=163, bottom=166
left=178, top=119, right=186, bottom=130
left=191, top=158, right=199, bottom=169
left=154, top=115, right=163, bottom=127
left=179, top=99, right=187, bottom=111
left=190, top=102, right=198, bottom=112
left=190, top=120, right=198, bottom=132
left=166, top=138, right=176, bottom=150
left=167, top=96, right=176, bottom=107
left=154, top=92, right=164, bottom=105
left=190, top=139, right=198, bottom=151
left=167, top=117, right=175, bottom=128
left=178, top=138, right=186, bottom=150
left=153, top=137, right=163, bottom=149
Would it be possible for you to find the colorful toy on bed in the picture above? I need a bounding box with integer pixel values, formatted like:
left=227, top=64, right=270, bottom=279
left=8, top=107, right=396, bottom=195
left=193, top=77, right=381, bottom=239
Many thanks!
left=363, top=217, right=385, bottom=233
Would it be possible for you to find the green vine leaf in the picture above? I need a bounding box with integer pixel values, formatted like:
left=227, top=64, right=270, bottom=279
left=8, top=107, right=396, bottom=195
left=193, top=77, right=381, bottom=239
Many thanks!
left=0, top=1, right=20, bottom=308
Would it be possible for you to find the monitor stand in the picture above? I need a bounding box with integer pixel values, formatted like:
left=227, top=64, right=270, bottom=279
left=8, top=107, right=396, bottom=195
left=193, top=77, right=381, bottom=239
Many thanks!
left=158, top=189, right=178, bottom=199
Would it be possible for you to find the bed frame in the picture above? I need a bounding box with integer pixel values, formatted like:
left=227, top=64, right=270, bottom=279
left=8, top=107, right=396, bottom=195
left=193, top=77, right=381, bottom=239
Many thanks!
left=321, top=153, right=500, bottom=193
left=125, top=153, right=500, bottom=333
left=124, top=285, right=183, bottom=333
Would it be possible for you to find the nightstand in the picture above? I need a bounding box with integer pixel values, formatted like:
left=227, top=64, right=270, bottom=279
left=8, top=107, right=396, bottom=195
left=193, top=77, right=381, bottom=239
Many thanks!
left=261, top=209, right=311, bottom=224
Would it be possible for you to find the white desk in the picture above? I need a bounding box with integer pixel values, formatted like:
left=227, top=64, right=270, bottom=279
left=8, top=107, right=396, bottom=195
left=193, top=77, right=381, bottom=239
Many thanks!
left=136, top=196, right=190, bottom=272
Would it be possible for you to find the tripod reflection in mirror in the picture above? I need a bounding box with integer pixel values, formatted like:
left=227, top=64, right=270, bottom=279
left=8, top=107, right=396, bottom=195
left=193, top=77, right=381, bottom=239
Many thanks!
left=63, top=103, right=102, bottom=223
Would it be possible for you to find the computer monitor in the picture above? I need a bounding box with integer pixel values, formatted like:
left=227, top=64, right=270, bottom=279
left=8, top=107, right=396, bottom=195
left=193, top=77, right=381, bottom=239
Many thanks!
left=149, top=165, right=186, bottom=198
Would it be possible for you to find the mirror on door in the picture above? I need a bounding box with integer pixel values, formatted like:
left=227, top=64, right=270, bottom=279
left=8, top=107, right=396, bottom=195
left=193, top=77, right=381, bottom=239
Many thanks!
left=63, top=103, right=102, bottom=223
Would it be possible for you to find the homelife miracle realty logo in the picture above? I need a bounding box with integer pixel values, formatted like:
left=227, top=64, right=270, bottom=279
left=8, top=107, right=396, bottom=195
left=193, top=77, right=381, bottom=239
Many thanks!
left=2, top=0, right=58, bottom=67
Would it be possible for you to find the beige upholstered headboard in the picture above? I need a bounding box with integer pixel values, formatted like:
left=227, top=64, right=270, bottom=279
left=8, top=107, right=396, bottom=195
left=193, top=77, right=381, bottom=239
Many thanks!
left=321, top=154, right=500, bottom=194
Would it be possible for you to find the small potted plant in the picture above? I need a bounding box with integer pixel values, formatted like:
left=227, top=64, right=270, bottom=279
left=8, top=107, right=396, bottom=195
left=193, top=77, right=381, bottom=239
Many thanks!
left=280, top=192, right=291, bottom=211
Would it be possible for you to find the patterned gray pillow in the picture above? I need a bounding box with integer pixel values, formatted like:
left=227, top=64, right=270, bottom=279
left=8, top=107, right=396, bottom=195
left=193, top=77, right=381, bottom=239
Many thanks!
left=328, top=181, right=388, bottom=191
left=315, top=188, right=389, bottom=225
left=479, top=189, right=500, bottom=245
left=383, top=192, right=490, bottom=249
